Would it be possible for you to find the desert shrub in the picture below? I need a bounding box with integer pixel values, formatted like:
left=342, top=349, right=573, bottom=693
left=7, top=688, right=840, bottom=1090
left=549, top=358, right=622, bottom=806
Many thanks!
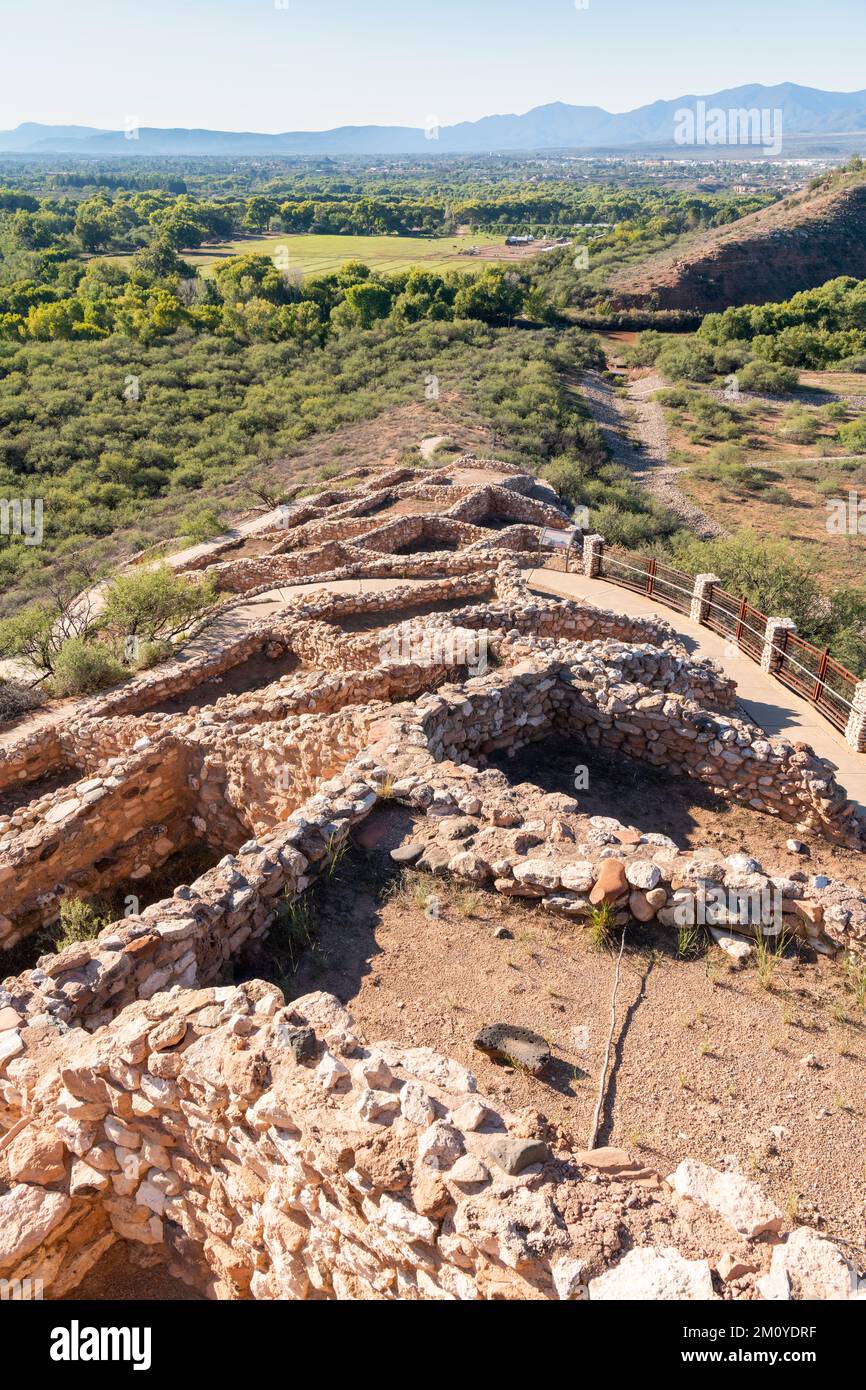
left=0, top=677, right=44, bottom=724
left=50, top=638, right=126, bottom=697
left=669, top=530, right=822, bottom=636
left=779, top=411, right=820, bottom=444
left=621, top=330, right=667, bottom=367
left=53, top=897, right=109, bottom=951
left=100, top=566, right=216, bottom=644
left=655, top=339, right=716, bottom=382
left=179, top=508, right=226, bottom=544
left=711, top=341, right=753, bottom=374
left=133, top=638, right=174, bottom=669
left=736, top=359, right=799, bottom=396
left=681, top=394, right=747, bottom=444
left=589, top=499, right=678, bottom=547
left=538, top=456, right=586, bottom=506
left=653, top=385, right=694, bottom=410
left=837, top=417, right=866, bottom=453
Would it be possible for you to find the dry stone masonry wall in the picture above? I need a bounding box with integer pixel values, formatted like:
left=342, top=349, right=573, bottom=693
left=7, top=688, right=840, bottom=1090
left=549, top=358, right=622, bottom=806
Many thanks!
left=1, top=454, right=865, bottom=1301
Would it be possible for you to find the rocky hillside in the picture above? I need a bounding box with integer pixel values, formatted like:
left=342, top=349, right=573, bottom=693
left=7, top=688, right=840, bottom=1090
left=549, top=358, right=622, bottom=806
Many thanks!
left=610, top=169, right=866, bottom=313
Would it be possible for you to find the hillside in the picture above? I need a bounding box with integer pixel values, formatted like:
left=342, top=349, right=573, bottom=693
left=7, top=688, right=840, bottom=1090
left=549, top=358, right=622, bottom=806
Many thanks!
left=609, top=168, right=866, bottom=312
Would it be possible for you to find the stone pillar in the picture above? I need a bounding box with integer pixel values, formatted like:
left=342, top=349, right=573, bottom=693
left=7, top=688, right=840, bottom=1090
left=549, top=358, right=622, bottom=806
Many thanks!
left=844, top=680, right=866, bottom=752
left=689, top=573, right=720, bottom=625
left=761, top=617, right=795, bottom=674
left=582, top=534, right=605, bottom=579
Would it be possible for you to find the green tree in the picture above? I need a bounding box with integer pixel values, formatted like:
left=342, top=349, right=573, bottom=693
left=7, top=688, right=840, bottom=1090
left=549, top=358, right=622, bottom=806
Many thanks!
left=100, top=565, right=217, bottom=643
left=243, top=197, right=278, bottom=233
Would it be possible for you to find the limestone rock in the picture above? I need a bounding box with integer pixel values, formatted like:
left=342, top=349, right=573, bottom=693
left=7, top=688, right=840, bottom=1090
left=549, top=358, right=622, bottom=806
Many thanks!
left=670, top=1158, right=783, bottom=1238
left=512, top=858, right=561, bottom=891
left=709, top=927, right=753, bottom=961
left=625, top=860, right=661, bottom=890
left=417, top=1120, right=464, bottom=1171
left=590, top=1246, right=715, bottom=1300
left=717, top=1252, right=757, bottom=1283
left=448, top=1154, right=489, bottom=1187
left=0, top=1186, right=72, bottom=1273
left=758, top=1227, right=858, bottom=1301
left=6, top=1127, right=67, bottom=1186
left=560, top=861, right=595, bottom=892
left=400, top=1080, right=436, bottom=1127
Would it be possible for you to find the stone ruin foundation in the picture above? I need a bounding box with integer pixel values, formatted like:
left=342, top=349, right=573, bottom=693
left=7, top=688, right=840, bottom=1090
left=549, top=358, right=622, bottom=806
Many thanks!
left=1, top=456, right=864, bottom=1300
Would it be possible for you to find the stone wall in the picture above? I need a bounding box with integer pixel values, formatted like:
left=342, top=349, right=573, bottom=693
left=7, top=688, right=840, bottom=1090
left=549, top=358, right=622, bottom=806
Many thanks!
left=0, top=723, right=68, bottom=796
left=0, top=739, right=197, bottom=947
left=0, top=986, right=859, bottom=1301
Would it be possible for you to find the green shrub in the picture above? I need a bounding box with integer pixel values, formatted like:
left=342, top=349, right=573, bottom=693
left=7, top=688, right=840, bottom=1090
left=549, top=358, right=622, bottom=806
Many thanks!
left=669, top=530, right=821, bottom=636
left=53, top=897, right=109, bottom=951
left=621, top=330, right=667, bottom=367
left=50, top=638, right=126, bottom=697
left=656, top=340, right=716, bottom=383
left=837, top=417, right=866, bottom=453
left=100, top=566, right=216, bottom=644
left=179, top=508, right=226, bottom=544
left=133, top=638, right=174, bottom=669
left=736, top=360, right=799, bottom=396
left=779, top=412, right=819, bottom=444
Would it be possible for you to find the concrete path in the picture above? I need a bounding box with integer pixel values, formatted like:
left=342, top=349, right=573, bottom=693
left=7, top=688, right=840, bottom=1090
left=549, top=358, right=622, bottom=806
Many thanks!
left=524, top=566, right=866, bottom=811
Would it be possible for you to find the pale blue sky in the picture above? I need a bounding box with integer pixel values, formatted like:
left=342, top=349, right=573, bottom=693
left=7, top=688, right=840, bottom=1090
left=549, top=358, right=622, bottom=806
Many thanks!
left=3, top=0, right=865, bottom=132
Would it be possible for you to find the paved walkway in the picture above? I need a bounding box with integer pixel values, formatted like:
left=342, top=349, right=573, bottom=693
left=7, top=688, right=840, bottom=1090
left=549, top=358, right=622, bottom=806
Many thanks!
left=524, top=566, right=866, bottom=812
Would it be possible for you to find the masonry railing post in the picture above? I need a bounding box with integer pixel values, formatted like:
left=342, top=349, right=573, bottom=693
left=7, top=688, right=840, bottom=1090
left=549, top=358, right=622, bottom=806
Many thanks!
left=761, top=617, right=795, bottom=674
left=689, top=573, right=719, bottom=625
left=582, top=534, right=605, bottom=579
left=844, top=680, right=866, bottom=752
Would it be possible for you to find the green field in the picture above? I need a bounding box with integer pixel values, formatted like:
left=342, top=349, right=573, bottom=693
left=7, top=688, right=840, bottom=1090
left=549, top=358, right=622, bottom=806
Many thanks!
left=179, top=231, right=511, bottom=278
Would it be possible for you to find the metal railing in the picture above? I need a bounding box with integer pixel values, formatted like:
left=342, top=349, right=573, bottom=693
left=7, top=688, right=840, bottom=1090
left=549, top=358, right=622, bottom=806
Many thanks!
left=582, top=546, right=860, bottom=739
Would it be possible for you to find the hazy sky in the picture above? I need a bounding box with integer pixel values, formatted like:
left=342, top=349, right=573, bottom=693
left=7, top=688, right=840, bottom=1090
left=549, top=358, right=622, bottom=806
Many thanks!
left=3, top=0, right=865, bottom=132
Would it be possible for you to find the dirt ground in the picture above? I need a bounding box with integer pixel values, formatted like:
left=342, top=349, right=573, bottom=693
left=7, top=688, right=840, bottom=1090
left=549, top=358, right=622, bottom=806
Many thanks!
left=149, top=648, right=304, bottom=716
left=280, top=777, right=866, bottom=1254
left=62, top=1241, right=204, bottom=1301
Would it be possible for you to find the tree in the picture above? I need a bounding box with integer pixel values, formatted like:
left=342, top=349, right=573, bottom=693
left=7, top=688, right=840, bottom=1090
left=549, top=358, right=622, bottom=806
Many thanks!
left=0, top=564, right=99, bottom=674
left=453, top=268, right=524, bottom=325
left=243, top=197, right=278, bottom=233
left=115, top=286, right=187, bottom=342
left=99, top=565, right=216, bottom=643
left=341, top=281, right=393, bottom=329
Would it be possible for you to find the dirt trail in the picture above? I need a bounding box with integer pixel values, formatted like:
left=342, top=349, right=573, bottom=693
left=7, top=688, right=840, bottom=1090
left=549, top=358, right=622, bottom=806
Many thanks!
left=581, top=370, right=726, bottom=539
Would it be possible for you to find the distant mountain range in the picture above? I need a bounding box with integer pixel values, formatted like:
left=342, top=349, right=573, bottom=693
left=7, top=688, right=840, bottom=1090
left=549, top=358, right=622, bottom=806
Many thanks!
left=3, top=85, right=866, bottom=158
